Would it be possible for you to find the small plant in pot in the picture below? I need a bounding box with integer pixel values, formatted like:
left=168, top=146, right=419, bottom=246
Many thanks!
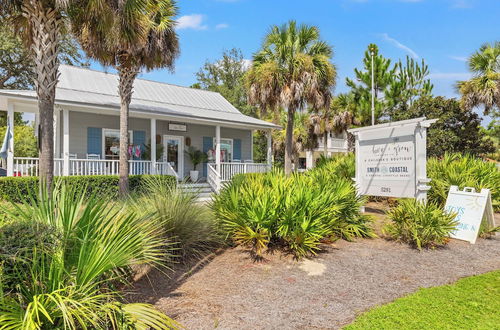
left=185, top=146, right=208, bottom=182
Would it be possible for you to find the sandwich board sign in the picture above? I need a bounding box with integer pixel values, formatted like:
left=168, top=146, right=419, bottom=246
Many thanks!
left=348, top=117, right=436, bottom=201
left=444, top=186, right=496, bottom=244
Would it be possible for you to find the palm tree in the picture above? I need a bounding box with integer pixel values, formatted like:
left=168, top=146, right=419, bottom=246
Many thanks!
left=0, top=0, right=80, bottom=191
left=458, top=41, right=500, bottom=116
left=73, top=0, right=179, bottom=196
left=272, top=110, right=317, bottom=165
left=245, top=21, right=336, bottom=174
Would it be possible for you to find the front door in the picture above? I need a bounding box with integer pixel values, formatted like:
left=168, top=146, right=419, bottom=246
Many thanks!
left=163, top=135, right=184, bottom=178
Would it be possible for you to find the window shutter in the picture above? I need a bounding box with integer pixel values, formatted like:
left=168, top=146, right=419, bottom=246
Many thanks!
left=133, top=130, right=146, bottom=160
left=87, top=127, right=102, bottom=157
left=233, top=139, right=242, bottom=161
left=202, top=136, right=213, bottom=177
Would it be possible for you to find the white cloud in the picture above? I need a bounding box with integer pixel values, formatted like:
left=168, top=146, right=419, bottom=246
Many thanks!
left=176, top=14, right=208, bottom=30
left=428, top=72, right=471, bottom=80
left=380, top=33, right=420, bottom=59
left=449, top=55, right=468, bottom=62
left=215, top=23, right=229, bottom=30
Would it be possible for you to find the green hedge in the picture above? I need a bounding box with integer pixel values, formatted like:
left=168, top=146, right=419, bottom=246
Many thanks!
left=0, top=175, right=177, bottom=202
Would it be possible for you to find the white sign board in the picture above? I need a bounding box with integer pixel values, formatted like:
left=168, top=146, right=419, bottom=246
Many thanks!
left=358, top=135, right=416, bottom=198
left=168, top=123, right=187, bottom=132
left=444, top=186, right=496, bottom=244
left=349, top=117, right=436, bottom=200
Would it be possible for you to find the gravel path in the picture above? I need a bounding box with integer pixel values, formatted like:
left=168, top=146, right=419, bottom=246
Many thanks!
left=131, top=234, right=500, bottom=329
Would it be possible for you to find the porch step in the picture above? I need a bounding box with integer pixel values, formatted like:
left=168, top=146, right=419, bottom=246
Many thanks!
left=178, top=182, right=214, bottom=203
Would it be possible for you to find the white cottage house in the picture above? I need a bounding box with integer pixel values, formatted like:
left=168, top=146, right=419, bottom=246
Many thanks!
left=0, top=65, right=279, bottom=191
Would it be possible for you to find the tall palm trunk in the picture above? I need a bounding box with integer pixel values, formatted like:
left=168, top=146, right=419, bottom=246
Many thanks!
left=117, top=65, right=138, bottom=197
left=323, top=131, right=328, bottom=157
left=284, top=107, right=295, bottom=175
left=24, top=1, right=61, bottom=192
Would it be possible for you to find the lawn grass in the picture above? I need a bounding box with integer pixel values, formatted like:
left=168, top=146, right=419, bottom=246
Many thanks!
left=345, top=270, right=500, bottom=329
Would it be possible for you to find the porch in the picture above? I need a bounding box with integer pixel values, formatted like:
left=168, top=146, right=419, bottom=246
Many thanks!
left=0, top=65, right=278, bottom=191
left=4, top=107, right=274, bottom=192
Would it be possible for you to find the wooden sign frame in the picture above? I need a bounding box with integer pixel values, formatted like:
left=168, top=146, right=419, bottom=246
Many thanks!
left=348, top=117, right=436, bottom=201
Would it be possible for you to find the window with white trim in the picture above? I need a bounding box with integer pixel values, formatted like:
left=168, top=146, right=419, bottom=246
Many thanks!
left=213, top=138, right=233, bottom=162
left=103, top=129, right=133, bottom=160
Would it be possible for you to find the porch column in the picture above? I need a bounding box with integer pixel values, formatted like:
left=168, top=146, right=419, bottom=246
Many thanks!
left=6, top=102, right=14, bottom=177
left=266, top=130, right=272, bottom=166
left=62, top=109, right=70, bottom=176
left=150, top=118, right=156, bottom=174
left=306, top=150, right=314, bottom=169
left=53, top=109, right=60, bottom=157
left=215, top=125, right=221, bottom=170
left=250, top=130, right=254, bottom=161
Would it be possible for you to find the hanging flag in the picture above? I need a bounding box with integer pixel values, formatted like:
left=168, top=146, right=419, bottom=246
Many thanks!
left=0, top=124, right=12, bottom=159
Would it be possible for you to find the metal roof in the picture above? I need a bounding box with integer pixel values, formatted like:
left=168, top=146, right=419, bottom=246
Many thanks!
left=0, top=65, right=279, bottom=129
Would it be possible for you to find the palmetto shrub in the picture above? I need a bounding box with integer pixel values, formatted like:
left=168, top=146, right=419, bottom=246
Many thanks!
left=385, top=199, right=458, bottom=250
left=129, top=176, right=223, bottom=261
left=427, top=153, right=500, bottom=211
left=210, top=170, right=373, bottom=258
left=0, top=183, right=179, bottom=329
left=311, top=153, right=355, bottom=181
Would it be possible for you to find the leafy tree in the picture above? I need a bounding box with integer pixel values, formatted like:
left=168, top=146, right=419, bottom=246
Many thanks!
left=245, top=21, right=336, bottom=174
left=73, top=0, right=179, bottom=196
left=195, top=48, right=257, bottom=117
left=386, top=56, right=433, bottom=118
left=482, top=119, right=500, bottom=160
left=458, top=41, right=500, bottom=117
left=345, top=44, right=433, bottom=125
left=0, top=125, right=37, bottom=157
left=392, top=96, right=494, bottom=158
left=0, top=23, right=88, bottom=90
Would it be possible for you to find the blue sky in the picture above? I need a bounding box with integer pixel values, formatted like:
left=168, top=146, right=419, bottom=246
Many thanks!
left=92, top=0, right=499, bottom=122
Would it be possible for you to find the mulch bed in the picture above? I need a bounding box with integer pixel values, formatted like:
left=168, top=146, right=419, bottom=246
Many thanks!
left=129, top=204, right=500, bottom=330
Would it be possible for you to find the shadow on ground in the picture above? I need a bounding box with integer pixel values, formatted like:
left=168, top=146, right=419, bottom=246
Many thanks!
left=128, top=204, right=500, bottom=330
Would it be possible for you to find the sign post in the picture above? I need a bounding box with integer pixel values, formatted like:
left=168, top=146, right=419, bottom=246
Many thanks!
left=348, top=117, right=436, bottom=201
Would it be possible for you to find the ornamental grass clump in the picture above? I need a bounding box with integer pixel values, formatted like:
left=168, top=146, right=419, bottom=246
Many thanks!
left=0, top=183, right=178, bottom=329
left=427, top=153, right=500, bottom=211
left=385, top=199, right=458, bottom=250
left=129, top=176, right=223, bottom=261
left=210, top=170, right=374, bottom=258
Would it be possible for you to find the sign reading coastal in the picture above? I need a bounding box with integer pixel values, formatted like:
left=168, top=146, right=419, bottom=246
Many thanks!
left=358, top=137, right=415, bottom=197
left=349, top=118, right=435, bottom=200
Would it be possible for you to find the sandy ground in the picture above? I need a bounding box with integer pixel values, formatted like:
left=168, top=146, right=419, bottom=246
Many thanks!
left=130, top=205, right=500, bottom=330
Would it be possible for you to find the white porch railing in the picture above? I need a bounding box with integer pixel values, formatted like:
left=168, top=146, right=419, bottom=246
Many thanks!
left=155, top=162, right=178, bottom=177
left=317, top=138, right=348, bottom=151
left=207, top=163, right=221, bottom=192
left=207, top=162, right=272, bottom=192
left=13, top=157, right=64, bottom=177
left=70, top=159, right=119, bottom=176
left=13, top=157, right=178, bottom=178
left=219, top=162, right=271, bottom=182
